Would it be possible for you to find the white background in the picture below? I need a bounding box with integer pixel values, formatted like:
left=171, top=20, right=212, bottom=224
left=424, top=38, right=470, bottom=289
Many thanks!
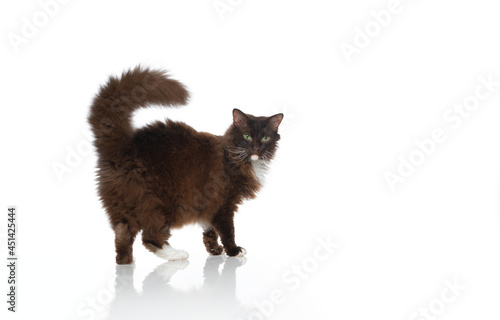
left=2, top=0, right=500, bottom=319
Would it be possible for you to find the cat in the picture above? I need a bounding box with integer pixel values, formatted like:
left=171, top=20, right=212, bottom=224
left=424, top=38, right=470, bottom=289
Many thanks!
left=88, top=66, right=283, bottom=264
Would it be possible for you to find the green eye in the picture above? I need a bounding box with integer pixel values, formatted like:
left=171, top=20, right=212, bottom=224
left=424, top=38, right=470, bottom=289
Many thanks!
left=261, top=136, right=270, bottom=142
left=244, top=134, right=252, bottom=141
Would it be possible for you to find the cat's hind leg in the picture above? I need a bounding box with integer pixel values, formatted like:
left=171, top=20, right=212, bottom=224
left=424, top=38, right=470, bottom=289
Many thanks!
left=142, top=223, right=189, bottom=261
left=114, top=222, right=139, bottom=265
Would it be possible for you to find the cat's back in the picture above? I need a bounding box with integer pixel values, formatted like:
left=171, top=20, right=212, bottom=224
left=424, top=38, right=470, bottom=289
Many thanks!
left=132, top=120, right=224, bottom=177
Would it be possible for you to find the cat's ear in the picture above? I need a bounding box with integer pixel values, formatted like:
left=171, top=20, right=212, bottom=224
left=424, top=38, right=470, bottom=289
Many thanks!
left=268, top=113, right=284, bottom=131
left=233, top=109, right=248, bottom=128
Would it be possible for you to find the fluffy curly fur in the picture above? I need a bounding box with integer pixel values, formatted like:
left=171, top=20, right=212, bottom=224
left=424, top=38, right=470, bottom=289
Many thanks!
left=88, top=66, right=283, bottom=264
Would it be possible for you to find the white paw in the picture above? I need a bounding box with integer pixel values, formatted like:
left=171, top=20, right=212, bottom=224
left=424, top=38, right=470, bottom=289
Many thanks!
left=237, top=247, right=247, bottom=257
left=154, top=245, right=189, bottom=261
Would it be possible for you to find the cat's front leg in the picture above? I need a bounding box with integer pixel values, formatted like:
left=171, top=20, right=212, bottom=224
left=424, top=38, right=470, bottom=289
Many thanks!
left=203, top=227, right=224, bottom=255
left=212, top=210, right=247, bottom=257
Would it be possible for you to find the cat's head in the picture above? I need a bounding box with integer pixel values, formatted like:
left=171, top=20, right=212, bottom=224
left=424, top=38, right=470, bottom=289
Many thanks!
left=225, top=108, right=284, bottom=162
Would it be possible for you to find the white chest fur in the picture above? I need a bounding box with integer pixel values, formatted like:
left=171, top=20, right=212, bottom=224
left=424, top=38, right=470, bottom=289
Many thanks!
left=251, top=159, right=269, bottom=185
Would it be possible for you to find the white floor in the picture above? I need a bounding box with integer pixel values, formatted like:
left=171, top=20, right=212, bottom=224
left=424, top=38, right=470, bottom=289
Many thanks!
left=5, top=204, right=500, bottom=320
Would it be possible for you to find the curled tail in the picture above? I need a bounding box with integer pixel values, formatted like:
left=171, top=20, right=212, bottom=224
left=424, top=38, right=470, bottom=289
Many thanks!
left=88, top=66, right=189, bottom=161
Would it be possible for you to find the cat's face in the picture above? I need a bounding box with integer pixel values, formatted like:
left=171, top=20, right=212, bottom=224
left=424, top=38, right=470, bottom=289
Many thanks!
left=230, top=109, right=283, bottom=162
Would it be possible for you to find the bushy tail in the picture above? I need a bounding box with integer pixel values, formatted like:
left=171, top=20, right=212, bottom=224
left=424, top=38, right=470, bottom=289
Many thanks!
left=88, top=66, right=189, bottom=161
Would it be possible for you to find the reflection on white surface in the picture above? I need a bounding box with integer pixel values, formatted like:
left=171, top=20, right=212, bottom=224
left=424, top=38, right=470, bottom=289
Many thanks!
left=106, top=256, right=249, bottom=320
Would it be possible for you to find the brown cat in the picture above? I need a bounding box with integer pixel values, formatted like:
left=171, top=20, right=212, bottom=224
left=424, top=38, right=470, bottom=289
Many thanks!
left=88, top=66, right=283, bottom=264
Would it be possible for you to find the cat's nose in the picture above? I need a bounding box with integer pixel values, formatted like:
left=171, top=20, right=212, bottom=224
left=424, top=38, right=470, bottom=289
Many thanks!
left=252, top=148, right=259, bottom=154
